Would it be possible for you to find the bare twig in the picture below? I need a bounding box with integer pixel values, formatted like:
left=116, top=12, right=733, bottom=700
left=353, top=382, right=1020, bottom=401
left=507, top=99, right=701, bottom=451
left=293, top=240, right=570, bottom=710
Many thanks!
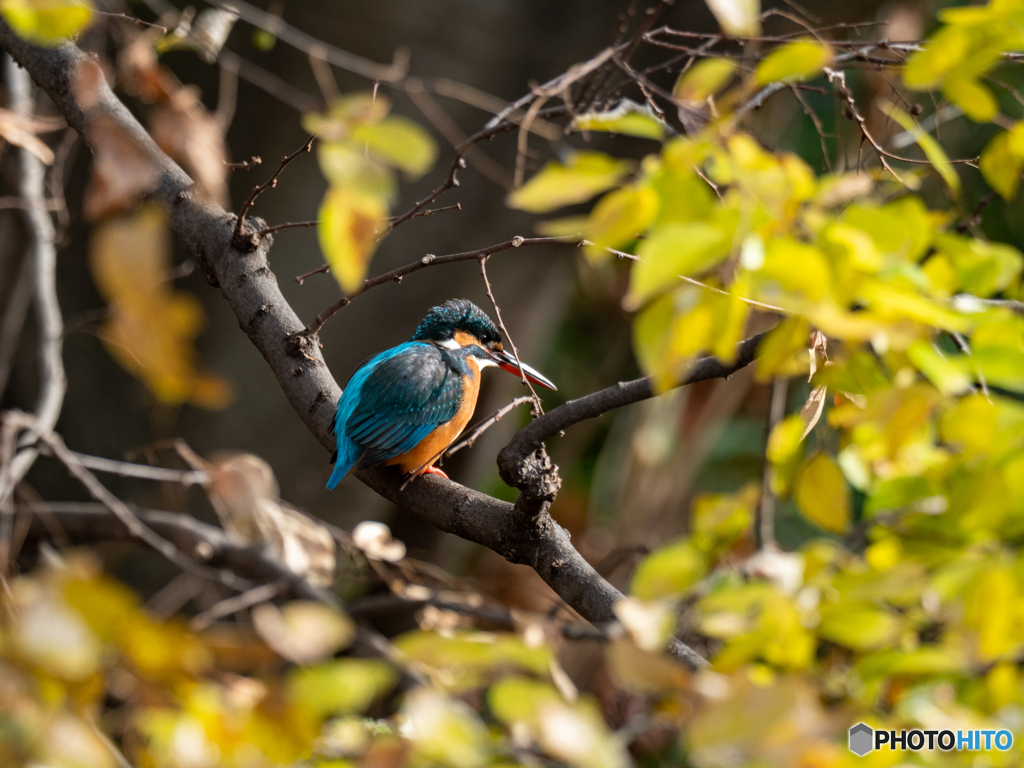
left=232, top=133, right=315, bottom=247
left=446, top=396, right=534, bottom=458
left=60, top=450, right=210, bottom=485
left=2, top=411, right=248, bottom=589
left=479, top=256, right=543, bottom=410
left=227, top=155, right=262, bottom=171
left=0, top=57, right=64, bottom=506
left=299, top=235, right=580, bottom=336
left=190, top=581, right=285, bottom=630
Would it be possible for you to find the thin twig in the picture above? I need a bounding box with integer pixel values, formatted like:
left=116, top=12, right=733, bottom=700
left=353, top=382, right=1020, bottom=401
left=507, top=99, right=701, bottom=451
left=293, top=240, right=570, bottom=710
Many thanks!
left=227, top=155, right=262, bottom=171
left=479, top=256, right=543, bottom=410
left=231, top=133, right=315, bottom=246
left=0, top=58, right=65, bottom=517
left=299, top=235, right=580, bottom=336
left=446, top=396, right=534, bottom=457
left=60, top=450, right=210, bottom=485
left=190, top=581, right=285, bottom=630
left=2, top=411, right=249, bottom=589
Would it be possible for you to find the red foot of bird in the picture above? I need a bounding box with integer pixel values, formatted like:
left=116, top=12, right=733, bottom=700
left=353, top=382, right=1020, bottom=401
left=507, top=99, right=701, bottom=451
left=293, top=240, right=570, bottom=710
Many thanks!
left=422, top=466, right=449, bottom=479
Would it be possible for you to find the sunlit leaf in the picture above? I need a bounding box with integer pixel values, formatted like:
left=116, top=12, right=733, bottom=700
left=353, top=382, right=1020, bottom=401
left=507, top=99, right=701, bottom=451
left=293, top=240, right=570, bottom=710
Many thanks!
left=507, top=151, right=633, bottom=213
left=980, top=122, right=1024, bottom=200
left=754, top=39, right=832, bottom=85
left=624, top=221, right=731, bottom=308
left=907, top=340, right=972, bottom=396
left=351, top=115, right=438, bottom=178
left=673, top=58, right=737, bottom=103
left=630, top=538, right=706, bottom=599
left=289, top=659, right=396, bottom=719
left=584, top=184, right=658, bottom=260
left=794, top=453, right=850, bottom=534
left=571, top=105, right=666, bottom=139
left=942, top=74, right=997, bottom=122
left=0, top=0, right=93, bottom=45
left=704, top=0, right=761, bottom=37
left=817, top=603, right=900, bottom=649
left=403, top=688, right=489, bottom=768
left=755, top=316, right=811, bottom=381
left=318, top=186, right=390, bottom=293
left=881, top=101, right=961, bottom=197
left=253, top=602, right=354, bottom=664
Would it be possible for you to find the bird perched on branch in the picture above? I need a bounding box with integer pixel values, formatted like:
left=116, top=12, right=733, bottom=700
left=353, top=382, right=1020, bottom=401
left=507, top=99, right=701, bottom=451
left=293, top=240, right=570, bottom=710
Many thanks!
left=327, top=298, right=556, bottom=489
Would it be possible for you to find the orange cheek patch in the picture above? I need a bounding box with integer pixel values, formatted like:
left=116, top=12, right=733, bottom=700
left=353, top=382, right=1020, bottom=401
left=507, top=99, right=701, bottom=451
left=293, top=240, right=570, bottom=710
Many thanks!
left=453, top=330, right=478, bottom=348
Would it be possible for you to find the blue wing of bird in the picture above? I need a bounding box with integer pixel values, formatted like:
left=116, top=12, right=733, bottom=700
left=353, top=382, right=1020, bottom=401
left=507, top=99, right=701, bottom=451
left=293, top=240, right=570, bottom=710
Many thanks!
left=327, top=342, right=463, bottom=489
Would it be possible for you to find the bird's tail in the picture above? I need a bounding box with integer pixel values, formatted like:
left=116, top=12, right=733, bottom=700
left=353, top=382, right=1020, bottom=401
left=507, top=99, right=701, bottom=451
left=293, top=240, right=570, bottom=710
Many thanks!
left=326, top=436, right=361, bottom=490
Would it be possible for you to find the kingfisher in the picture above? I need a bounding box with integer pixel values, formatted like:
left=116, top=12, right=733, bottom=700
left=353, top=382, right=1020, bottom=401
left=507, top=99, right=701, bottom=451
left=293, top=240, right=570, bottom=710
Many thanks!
left=327, top=298, right=556, bottom=489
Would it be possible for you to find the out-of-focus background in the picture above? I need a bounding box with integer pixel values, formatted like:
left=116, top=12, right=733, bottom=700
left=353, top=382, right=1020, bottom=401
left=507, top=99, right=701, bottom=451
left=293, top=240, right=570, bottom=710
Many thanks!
left=2, top=0, right=996, bottom=610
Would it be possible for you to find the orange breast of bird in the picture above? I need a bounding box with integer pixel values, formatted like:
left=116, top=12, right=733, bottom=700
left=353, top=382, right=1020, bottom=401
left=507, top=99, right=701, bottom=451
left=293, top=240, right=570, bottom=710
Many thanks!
left=386, top=356, right=482, bottom=476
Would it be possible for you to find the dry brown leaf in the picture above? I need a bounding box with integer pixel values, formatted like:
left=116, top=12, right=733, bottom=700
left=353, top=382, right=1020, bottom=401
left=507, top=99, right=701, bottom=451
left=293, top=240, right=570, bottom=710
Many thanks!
left=207, top=453, right=336, bottom=587
left=149, top=88, right=229, bottom=206
left=808, top=330, right=827, bottom=382
left=83, top=116, right=160, bottom=220
left=0, top=107, right=64, bottom=164
left=799, top=383, right=828, bottom=441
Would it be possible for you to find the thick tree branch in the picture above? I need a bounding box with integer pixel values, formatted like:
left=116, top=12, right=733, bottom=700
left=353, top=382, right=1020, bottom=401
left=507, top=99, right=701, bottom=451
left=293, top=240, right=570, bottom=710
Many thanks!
left=0, top=29, right=770, bottom=671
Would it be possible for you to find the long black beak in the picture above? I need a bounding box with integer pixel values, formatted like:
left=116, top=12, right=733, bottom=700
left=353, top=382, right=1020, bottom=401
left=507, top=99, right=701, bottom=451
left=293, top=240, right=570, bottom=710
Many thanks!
left=490, top=348, right=557, bottom=390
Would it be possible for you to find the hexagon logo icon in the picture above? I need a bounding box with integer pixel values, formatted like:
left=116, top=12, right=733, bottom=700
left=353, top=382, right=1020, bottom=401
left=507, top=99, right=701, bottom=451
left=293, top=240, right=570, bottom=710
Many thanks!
left=849, top=723, right=873, bottom=756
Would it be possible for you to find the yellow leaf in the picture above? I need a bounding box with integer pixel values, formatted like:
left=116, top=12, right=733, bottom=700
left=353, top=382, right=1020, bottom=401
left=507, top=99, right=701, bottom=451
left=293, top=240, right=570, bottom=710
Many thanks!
left=755, top=316, right=811, bottom=381
left=906, top=340, right=972, bottom=396
left=585, top=184, right=658, bottom=260
left=630, top=538, right=706, bottom=599
left=507, top=151, right=633, bottom=213
left=0, top=0, right=93, bottom=45
left=318, top=186, right=389, bottom=293
left=704, top=0, right=761, bottom=37
left=794, top=453, right=850, bottom=534
left=252, top=602, right=354, bottom=665
left=625, top=221, right=731, bottom=308
left=980, top=122, right=1024, bottom=200
left=942, top=74, right=998, bottom=123
left=673, top=58, right=737, bottom=103
left=351, top=115, right=437, bottom=178
left=880, top=101, right=961, bottom=197
left=89, top=206, right=233, bottom=408
left=289, top=659, right=396, bottom=719
left=754, top=39, right=832, bottom=85
left=302, top=92, right=391, bottom=140
left=571, top=106, right=666, bottom=140
left=817, top=603, right=900, bottom=649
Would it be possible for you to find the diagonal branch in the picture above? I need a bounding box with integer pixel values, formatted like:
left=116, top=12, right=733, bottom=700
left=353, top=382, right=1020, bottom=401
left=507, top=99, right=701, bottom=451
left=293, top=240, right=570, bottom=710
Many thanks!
left=0, top=27, right=771, bottom=671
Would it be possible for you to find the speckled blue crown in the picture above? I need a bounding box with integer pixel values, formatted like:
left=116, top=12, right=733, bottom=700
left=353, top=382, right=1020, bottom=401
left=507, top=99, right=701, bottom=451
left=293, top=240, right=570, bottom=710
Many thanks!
left=410, top=299, right=501, bottom=344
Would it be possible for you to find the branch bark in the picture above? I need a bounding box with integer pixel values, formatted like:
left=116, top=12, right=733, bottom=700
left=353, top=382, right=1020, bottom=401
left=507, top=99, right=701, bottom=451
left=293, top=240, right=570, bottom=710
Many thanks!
left=0, top=28, right=770, bottom=671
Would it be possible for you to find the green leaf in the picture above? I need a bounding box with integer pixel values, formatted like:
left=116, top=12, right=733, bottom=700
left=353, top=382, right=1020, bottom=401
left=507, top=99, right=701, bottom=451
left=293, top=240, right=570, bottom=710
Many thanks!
left=393, top=630, right=550, bottom=691
left=488, top=677, right=562, bottom=725
left=584, top=184, right=658, bottom=259
left=903, top=26, right=972, bottom=90
left=632, top=292, right=675, bottom=380
left=754, top=39, right=832, bottom=85
left=351, top=116, right=437, bottom=178
left=980, top=122, right=1024, bottom=201
left=934, top=233, right=1024, bottom=296
left=571, top=106, right=666, bottom=140
left=906, top=340, right=972, bottom=396
left=881, top=101, right=961, bottom=198
left=704, top=0, right=761, bottom=37
left=0, top=0, right=93, bottom=45
left=673, top=58, right=737, bottom=103
left=817, top=603, right=901, bottom=650
left=318, top=186, right=389, bottom=293
left=289, top=659, right=396, bottom=719
left=507, top=151, right=633, bottom=213
left=624, top=221, right=731, bottom=308
left=942, top=74, right=998, bottom=122
left=754, top=315, right=811, bottom=381
left=794, top=453, right=851, bottom=534
left=630, top=538, right=706, bottom=599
